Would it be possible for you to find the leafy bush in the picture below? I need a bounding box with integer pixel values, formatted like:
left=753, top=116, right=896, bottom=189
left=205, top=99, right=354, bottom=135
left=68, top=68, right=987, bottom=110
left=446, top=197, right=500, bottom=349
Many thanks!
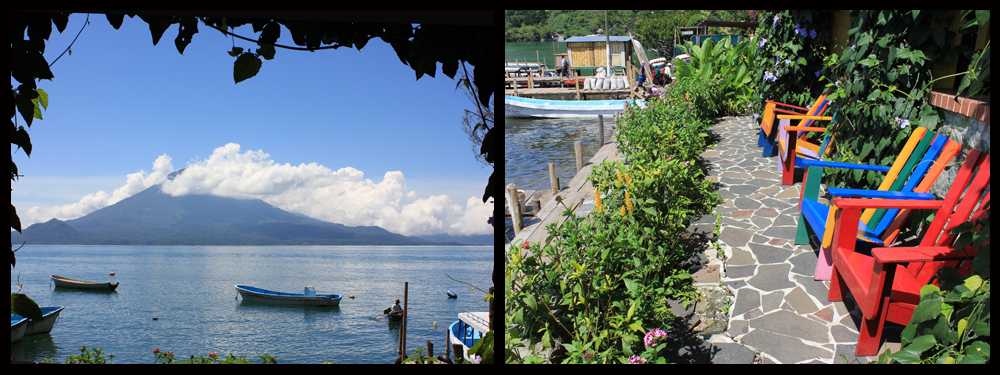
left=675, top=37, right=757, bottom=115
left=506, top=76, right=722, bottom=364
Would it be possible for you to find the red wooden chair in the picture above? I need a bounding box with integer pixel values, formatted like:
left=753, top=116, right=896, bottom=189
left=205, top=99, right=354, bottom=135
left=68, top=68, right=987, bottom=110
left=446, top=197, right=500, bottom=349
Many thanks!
left=796, top=128, right=961, bottom=280
left=757, top=87, right=833, bottom=158
left=825, top=149, right=990, bottom=357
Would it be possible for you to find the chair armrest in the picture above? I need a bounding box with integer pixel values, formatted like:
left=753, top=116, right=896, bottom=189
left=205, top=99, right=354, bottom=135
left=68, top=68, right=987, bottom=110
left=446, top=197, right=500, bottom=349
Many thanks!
left=827, top=188, right=936, bottom=200
left=831, top=197, right=945, bottom=210
left=765, top=100, right=809, bottom=111
left=776, top=115, right=834, bottom=122
left=785, top=126, right=827, bottom=133
left=872, top=246, right=978, bottom=264
left=801, top=159, right=893, bottom=172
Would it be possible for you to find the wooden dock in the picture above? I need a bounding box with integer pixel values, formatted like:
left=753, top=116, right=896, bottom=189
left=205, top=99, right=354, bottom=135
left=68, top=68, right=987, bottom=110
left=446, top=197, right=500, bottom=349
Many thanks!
left=505, top=133, right=622, bottom=252
left=505, top=75, right=638, bottom=100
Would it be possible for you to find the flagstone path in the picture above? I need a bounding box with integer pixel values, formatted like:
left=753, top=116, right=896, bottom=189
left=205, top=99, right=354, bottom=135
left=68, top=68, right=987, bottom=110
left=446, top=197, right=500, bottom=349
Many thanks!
left=699, top=116, right=899, bottom=364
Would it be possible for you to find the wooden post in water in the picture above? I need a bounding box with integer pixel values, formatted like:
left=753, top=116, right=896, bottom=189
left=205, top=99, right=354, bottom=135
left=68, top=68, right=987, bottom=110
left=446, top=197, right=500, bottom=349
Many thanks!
left=575, top=141, right=583, bottom=173
left=506, top=184, right=524, bottom=235
left=402, top=282, right=409, bottom=361
left=548, top=163, right=559, bottom=195
left=599, top=115, right=605, bottom=146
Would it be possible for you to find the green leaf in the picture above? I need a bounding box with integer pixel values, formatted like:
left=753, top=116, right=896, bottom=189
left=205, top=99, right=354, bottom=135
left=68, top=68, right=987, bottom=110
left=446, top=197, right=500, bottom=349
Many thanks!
left=35, top=89, right=48, bottom=110
left=12, top=204, right=22, bottom=233
left=626, top=301, right=636, bottom=321
left=972, top=312, right=990, bottom=336
left=233, top=53, right=262, bottom=84
left=911, top=291, right=942, bottom=324
left=11, top=293, right=43, bottom=321
left=14, top=126, right=32, bottom=157
left=624, top=278, right=638, bottom=295
left=522, top=294, right=537, bottom=312
left=964, top=275, right=984, bottom=292
left=15, top=91, right=36, bottom=127
left=228, top=46, right=244, bottom=57
left=975, top=11, right=990, bottom=32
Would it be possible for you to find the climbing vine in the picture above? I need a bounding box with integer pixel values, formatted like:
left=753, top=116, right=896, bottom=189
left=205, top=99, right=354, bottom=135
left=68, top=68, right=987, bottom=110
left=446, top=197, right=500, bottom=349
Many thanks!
left=821, top=10, right=989, bottom=189
left=750, top=10, right=834, bottom=119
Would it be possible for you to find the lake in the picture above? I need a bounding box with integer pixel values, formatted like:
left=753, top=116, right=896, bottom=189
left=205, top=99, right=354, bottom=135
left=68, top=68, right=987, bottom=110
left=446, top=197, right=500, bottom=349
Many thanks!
left=10, top=245, right=494, bottom=364
left=505, top=116, right=615, bottom=193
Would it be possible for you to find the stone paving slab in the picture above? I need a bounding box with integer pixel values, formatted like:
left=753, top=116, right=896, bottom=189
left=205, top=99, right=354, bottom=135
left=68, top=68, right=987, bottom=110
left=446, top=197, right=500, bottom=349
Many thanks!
left=703, top=117, right=887, bottom=364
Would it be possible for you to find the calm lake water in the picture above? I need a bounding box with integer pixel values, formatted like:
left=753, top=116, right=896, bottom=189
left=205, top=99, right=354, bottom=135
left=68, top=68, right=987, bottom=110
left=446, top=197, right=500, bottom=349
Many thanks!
left=10, top=245, right=493, bottom=364
left=505, top=117, right=615, bottom=192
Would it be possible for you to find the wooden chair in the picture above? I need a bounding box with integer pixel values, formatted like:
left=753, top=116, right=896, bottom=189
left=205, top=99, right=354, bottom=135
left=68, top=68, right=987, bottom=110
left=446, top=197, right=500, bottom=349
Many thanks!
left=757, top=88, right=833, bottom=158
left=775, top=111, right=839, bottom=185
left=825, top=149, right=990, bottom=357
left=796, top=128, right=961, bottom=280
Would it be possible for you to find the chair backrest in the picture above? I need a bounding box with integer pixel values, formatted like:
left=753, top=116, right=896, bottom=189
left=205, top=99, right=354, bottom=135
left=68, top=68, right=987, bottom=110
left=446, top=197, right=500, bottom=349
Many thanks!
left=907, top=150, right=991, bottom=285
left=858, top=128, right=933, bottom=229
left=867, top=133, right=950, bottom=232
left=800, top=87, right=833, bottom=128
left=878, top=137, right=962, bottom=244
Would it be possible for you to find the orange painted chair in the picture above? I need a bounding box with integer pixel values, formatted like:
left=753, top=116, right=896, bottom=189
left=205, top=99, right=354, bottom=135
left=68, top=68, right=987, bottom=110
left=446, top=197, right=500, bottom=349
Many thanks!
left=757, top=88, right=833, bottom=158
left=825, top=149, right=990, bottom=357
left=796, top=127, right=961, bottom=280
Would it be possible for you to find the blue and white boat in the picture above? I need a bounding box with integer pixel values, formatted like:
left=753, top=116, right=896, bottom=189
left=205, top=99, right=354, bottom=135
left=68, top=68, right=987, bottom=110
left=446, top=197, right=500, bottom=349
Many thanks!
left=11, top=307, right=66, bottom=337
left=11, top=315, right=28, bottom=344
left=505, top=95, right=643, bottom=119
left=235, top=285, right=342, bottom=306
left=448, top=312, right=489, bottom=363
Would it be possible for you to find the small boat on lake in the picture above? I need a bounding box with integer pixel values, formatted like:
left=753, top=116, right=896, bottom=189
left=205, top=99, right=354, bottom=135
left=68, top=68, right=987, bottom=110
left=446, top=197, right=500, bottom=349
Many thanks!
left=235, top=285, right=342, bottom=306
left=505, top=95, right=644, bottom=119
left=447, top=290, right=458, bottom=299
left=11, top=307, right=66, bottom=337
left=11, top=316, right=28, bottom=344
left=382, top=307, right=403, bottom=322
left=449, top=312, right=489, bottom=363
left=52, top=275, right=119, bottom=291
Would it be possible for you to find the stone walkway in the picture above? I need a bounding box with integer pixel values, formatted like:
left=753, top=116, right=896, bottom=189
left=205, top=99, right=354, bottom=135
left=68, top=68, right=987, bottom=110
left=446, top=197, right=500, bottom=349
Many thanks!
left=701, top=117, right=894, bottom=364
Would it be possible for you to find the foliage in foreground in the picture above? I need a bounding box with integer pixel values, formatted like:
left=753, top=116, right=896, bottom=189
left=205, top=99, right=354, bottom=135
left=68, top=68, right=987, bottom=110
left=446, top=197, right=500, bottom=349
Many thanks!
left=506, top=77, right=722, bottom=364
left=875, top=203, right=990, bottom=364
left=48, top=346, right=277, bottom=364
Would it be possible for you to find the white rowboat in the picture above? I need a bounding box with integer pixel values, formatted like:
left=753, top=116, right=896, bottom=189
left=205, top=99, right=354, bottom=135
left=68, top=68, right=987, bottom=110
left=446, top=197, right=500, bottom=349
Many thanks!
left=235, top=285, right=342, bottom=306
left=52, top=275, right=119, bottom=291
left=505, top=95, right=642, bottom=119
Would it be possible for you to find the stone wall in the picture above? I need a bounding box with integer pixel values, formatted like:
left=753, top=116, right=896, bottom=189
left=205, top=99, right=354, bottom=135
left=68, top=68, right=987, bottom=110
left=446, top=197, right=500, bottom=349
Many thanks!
left=931, top=109, right=991, bottom=199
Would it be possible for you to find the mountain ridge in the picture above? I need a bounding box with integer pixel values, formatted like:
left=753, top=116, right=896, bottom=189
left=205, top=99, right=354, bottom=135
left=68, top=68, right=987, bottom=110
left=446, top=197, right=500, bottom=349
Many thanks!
left=12, top=184, right=486, bottom=246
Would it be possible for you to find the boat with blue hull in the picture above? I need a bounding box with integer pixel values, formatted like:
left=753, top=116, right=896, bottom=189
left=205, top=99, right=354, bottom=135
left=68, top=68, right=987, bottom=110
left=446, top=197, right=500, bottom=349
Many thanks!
left=448, top=312, right=489, bottom=363
left=505, top=95, right=642, bottom=119
left=11, top=307, right=66, bottom=338
left=11, top=316, right=28, bottom=344
left=236, top=285, right=342, bottom=306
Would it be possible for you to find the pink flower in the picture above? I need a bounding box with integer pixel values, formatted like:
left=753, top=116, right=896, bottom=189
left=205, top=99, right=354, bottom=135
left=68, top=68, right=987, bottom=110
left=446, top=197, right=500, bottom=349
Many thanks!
left=644, top=328, right=669, bottom=347
left=522, top=241, right=530, bottom=250
left=629, top=355, right=647, bottom=364
left=153, top=348, right=161, bottom=355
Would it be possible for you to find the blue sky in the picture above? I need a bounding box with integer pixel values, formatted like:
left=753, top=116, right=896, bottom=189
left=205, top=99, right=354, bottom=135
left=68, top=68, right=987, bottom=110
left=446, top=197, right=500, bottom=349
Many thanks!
left=11, top=14, right=493, bottom=237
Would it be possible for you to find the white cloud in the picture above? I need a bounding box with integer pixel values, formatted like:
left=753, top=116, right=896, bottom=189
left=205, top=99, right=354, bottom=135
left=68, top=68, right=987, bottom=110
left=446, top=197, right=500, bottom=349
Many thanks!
left=19, top=143, right=493, bottom=237
left=21, top=154, right=174, bottom=228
